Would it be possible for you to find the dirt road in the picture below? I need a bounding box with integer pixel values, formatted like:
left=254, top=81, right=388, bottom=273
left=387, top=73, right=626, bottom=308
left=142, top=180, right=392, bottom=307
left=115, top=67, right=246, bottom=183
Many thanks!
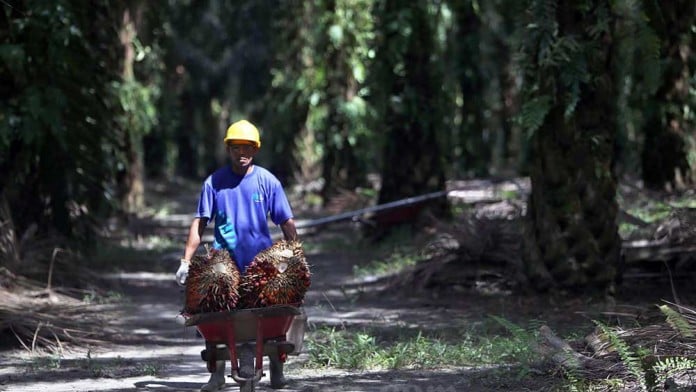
left=2, top=178, right=657, bottom=392
left=0, top=211, right=563, bottom=392
left=2, top=179, right=694, bottom=391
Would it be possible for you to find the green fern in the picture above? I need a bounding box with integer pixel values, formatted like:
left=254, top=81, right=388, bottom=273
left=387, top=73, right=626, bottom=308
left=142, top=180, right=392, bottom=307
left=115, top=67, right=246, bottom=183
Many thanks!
left=491, top=315, right=528, bottom=338
left=659, top=305, right=695, bottom=338
left=489, top=315, right=541, bottom=368
left=613, top=0, right=662, bottom=95
left=517, top=95, right=553, bottom=138
left=594, top=321, right=647, bottom=391
left=587, top=2, right=610, bottom=38
left=562, top=366, right=585, bottom=392
left=651, top=356, right=696, bottom=389
left=516, top=0, right=606, bottom=137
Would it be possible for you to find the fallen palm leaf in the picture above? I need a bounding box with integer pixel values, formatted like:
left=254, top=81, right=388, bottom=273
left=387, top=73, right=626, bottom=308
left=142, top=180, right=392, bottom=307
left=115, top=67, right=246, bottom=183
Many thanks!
left=0, top=288, right=108, bottom=352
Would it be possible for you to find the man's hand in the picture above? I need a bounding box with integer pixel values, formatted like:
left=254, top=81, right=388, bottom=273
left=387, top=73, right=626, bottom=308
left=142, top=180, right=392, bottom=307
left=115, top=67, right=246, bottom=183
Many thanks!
left=280, top=218, right=298, bottom=242
left=176, top=259, right=190, bottom=286
left=179, top=217, right=207, bottom=286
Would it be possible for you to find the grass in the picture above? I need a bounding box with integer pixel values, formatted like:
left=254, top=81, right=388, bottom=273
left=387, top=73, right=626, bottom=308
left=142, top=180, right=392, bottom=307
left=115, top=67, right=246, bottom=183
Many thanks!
left=619, top=188, right=696, bottom=225
left=627, top=203, right=672, bottom=224
left=617, top=190, right=696, bottom=238
left=25, top=351, right=164, bottom=378
left=350, top=226, right=428, bottom=277
left=562, top=374, right=627, bottom=392
left=82, top=290, right=124, bottom=305
left=669, top=196, right=696, bottom=209
left=352, top=246, right=423, bottom=278
left=306, top=316, right=539, bottom=370
left=27, top=354, right=63, bottom=370
left=302, top=233, right=356, bottom=254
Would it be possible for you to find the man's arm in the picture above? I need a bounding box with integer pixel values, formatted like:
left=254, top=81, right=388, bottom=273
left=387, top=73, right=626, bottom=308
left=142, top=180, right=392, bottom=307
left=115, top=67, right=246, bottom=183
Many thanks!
left=183, top=217, right=208, bottom=260
left=280, top=218, right=298, bottom=242
left=176, top=217, right=208, bottom=286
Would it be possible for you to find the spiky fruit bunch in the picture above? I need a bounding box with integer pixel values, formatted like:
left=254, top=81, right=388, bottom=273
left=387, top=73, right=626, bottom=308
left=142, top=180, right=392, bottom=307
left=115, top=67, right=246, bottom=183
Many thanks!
left=239, top=240, right=311, bottom=308
left=184, top=249, right=241, bottom=314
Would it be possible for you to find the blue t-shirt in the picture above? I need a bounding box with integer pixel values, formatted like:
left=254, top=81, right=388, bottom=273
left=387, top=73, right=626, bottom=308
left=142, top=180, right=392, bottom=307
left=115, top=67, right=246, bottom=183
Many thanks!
left=196, top=165, right=293, bottom=271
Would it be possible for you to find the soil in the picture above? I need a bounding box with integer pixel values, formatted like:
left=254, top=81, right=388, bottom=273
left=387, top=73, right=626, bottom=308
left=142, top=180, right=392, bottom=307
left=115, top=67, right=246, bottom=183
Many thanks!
left=1, top=180, right=694, bottom=392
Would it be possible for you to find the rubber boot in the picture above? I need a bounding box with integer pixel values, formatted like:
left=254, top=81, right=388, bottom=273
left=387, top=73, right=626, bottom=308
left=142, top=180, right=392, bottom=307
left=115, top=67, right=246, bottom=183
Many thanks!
left=200, top=360, right=226, bottom=392
left=269, top=354, right=287, bottom=389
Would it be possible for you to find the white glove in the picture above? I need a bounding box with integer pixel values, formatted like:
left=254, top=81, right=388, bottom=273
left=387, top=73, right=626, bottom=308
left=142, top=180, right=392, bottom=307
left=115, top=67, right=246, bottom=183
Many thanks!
left=176, top=259, right=190, bottom=286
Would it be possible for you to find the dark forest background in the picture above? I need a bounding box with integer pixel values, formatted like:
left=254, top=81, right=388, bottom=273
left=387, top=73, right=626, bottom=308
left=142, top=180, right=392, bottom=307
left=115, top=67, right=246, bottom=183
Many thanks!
left=1, top=0, right=694, bottom=293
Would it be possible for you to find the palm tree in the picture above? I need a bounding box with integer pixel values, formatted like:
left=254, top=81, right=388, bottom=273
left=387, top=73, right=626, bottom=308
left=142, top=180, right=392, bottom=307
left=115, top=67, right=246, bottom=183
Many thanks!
left=370, top=0, right=448, bottom=220
left=519, top=0, right=622, bottom=292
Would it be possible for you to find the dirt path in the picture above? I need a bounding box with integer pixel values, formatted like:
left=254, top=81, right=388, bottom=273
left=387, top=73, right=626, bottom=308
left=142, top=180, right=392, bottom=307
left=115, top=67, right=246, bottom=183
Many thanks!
left=2, top=180, right=690, bottom=392
left=0, top=211, right=548, bottom=392
left=0, top=213, right=556, bottom=392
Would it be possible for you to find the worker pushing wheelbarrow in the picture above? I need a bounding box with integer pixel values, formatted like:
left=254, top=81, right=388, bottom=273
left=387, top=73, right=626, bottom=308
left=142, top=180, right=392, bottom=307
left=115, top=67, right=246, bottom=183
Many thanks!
left=176, top=120, right=307, bottom=391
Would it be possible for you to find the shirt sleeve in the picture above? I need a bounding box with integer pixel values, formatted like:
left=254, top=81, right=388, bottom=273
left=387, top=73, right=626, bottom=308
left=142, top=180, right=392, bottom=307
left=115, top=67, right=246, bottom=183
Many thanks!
left=196, top=179, right=216, bottom=220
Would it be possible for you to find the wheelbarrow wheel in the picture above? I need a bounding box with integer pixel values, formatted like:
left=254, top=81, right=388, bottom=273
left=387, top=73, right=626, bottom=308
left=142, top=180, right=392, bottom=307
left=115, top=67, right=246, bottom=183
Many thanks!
left=239, top=380, right=254, bottom=392
left=239, top=381, right=256, bottom=392
left=238, top=344, right=256, bottom=392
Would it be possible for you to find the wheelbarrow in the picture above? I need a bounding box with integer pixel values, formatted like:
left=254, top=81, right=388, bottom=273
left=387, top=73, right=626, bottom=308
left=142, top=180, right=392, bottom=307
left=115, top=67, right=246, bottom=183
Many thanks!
left=185, top=304, right=306, bottom=392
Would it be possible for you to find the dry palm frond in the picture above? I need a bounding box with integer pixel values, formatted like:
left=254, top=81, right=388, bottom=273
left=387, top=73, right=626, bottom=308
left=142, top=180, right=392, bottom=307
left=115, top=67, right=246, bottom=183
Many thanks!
left=184, top=249, right=241, bottom=314
left=0, top=195, right=21, bottom=270
left=0, top=288, right=108, bottom=352
left=239, top=241, right=310, bottom=308
left=586, top=314, right=696, bottom=361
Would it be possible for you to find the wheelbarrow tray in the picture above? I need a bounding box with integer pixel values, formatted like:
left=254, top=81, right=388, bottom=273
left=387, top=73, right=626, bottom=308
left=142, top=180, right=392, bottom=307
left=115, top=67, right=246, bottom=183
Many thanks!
left=184, top=304, right=301, bottom=343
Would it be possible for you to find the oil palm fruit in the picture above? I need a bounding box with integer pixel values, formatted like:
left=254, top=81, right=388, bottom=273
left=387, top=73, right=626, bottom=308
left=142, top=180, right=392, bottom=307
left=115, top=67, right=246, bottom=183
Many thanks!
left=184, top=248, right=241, bottom=314
left=239, top=240, right=311, bottom=308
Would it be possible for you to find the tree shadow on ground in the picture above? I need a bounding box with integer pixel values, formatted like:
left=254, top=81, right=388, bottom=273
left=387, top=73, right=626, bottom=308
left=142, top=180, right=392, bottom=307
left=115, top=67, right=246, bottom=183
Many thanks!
left=0, top=353, right=203, bottom=384
left=286, top=365, right=559, bottom=392
left=132, top=380, right=203, bottom=390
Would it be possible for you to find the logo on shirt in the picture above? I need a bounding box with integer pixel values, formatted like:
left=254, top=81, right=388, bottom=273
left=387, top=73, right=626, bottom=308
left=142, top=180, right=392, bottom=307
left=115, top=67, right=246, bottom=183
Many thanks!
left=252, top=192, right=264, bottom=203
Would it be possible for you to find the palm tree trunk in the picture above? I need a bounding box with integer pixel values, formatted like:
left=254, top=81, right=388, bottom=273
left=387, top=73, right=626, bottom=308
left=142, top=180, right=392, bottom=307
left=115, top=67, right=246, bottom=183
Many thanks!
left=524, top=0, right=621, bottom=292
left=118, top=6, right=145, bottom=213
left=376, top=1, right=447, bottom=212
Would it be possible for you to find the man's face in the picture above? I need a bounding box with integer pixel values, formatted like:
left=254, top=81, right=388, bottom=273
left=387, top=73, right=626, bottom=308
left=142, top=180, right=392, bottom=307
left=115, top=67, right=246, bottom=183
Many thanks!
left=226, top=141, right=258, bottom=171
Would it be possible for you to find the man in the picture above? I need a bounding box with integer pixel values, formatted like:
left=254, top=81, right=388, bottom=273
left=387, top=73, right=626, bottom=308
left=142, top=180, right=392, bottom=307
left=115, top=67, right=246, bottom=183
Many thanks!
left=176, top=119, right=298, bottom=392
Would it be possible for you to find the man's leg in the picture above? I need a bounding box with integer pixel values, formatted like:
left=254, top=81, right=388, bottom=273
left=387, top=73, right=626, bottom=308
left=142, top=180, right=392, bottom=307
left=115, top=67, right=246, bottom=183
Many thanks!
left=269, top=352, right=287, bottom=389
left=200, top=360, right=225, bottom=392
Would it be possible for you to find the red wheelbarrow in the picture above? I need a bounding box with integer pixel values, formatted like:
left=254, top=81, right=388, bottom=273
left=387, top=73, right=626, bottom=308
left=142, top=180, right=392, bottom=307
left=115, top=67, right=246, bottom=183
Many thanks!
left=184, top=304, right=306, bottom=392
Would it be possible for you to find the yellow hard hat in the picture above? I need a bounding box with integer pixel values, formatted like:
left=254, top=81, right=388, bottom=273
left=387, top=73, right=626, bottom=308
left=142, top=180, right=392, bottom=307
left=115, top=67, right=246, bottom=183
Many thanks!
left=223, top=120, right=261, bottom=148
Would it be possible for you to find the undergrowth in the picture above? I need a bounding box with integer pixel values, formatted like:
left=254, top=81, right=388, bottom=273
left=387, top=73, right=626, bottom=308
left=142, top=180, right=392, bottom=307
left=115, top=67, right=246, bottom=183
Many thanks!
left=595, top=321, right=648, bottom=390
left=563, top=304, right=696, bottom=391
left=307, top=316, right=539, bottom=370
left=352, top=246, right=423, bottom=277
left=25, top=350, right=164, bottom=378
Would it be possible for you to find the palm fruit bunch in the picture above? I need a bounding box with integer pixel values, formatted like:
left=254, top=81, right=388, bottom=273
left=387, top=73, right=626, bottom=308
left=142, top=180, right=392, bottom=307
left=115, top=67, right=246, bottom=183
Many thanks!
left=184, top=248, right=241, bottom=314
left=239, top=240, right=311, bottom=308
